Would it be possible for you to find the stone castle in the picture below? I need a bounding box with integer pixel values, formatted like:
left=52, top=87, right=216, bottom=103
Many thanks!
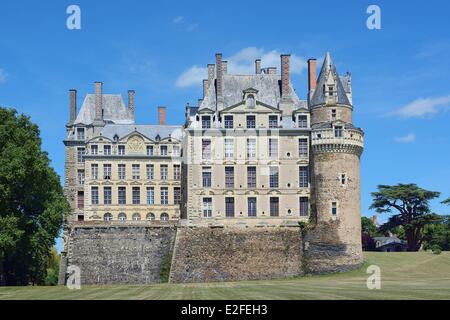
left=59, top=52, right=364, bottom=284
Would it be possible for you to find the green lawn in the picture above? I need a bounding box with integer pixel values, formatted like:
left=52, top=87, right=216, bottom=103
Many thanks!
left=1, top=252, right=449, bottom=300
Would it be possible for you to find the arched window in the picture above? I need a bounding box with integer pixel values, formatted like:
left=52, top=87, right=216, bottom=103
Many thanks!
left=247, top=94, right=255, bottom=108
left=160, top=213, right=169, bottom=221
left=132, top=213, right=141, bottom=221
left=118, top=212, right=127, bottom=221
left=146, top=212, right=155, bottom=221
left=103, top=212, right=113, bottom=222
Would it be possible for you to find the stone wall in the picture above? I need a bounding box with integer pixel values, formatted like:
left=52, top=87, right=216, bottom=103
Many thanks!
left=169, top=227, right=303, bottom=283
left=65, top=225, right=177, bottom=284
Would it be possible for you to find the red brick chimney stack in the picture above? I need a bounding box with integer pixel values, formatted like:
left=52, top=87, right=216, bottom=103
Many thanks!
left=158, top=106, right=166, bottom=125
left=308, top=59, right=317, bottom=101
left=94, top=82, right=103, bottom=121
left=69, top=89, right=77, bottom=123
left=280, top=54, right=290, bottom=99
left=128, top=90, right=135, bottom=121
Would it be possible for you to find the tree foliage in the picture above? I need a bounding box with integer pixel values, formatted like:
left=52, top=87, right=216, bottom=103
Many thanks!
left=361, top=217, right=379, bottom=237
left=0, top=108, right=69, bottom=285
left=422, top=216, right=450, bottom=251
left=370, top=184, right=441, bottom=251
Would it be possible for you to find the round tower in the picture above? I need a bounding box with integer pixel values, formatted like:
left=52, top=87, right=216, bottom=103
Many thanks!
left=304, top=53, right=364, bottom=273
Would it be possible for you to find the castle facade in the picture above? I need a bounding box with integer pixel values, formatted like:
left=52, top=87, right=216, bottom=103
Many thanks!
left=61, top=52, right=364, bottom=284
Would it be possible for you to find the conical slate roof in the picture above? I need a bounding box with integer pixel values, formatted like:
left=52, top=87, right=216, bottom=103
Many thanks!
left=309, top=53, right=351, bottom=107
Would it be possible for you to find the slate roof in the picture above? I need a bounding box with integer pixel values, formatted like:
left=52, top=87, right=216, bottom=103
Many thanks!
left=200, top=74, right=306, bottom=111
left=74, top=94, right=133, bottom=125
left=100, top=124, right=183, bottom=142
left=310, top=53, right=352, bottom=108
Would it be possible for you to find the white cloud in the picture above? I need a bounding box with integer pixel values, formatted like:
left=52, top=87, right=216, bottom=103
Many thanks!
left=186, top=23, right=199, bottom=32
left=173, top=16, right=184, bottom=24
left=388, top=95, right=450, bottom=118
left=395, top=133, right=416, bottom=143
left=175, top=65, right=207, bottom=88
left=175, top=47, right=307, bottom=88
left=0, top=69, right=7, bottom=84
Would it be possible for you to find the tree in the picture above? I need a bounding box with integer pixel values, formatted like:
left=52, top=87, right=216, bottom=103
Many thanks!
left=0, top=108, right=69, bottom=285
left=370, top=184, right=441, bottom=251
left=443, top=198, right=450, bottom=206
left=422, top=216, right=450, bottom=251
left=361, top=217, right=378, bottom=237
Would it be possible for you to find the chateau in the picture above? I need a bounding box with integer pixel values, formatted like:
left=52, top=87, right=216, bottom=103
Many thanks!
left=60, top=52, right=364, bottom=284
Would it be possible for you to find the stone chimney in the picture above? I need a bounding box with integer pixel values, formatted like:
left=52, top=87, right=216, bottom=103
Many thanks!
left=215, top=53, right=223, bottom=107
left=207, top=64, right=215, bottom=86
left=222, top=61, right=228, bottom=74
left=203, top=79, right=208, bottom=98
left=280, top=54, right=290, bottom=99
left=308, top=59, right=317, bottom=101
left=94, top=82, right=103, bottom=121
left=255, top=59, right=261, bottom=74
left=69, top=89, right=77, bottom=123
left=158, top=106, right=166, bottom=125
left=128, top=90, right=135, bottom=121
left=267, top=67, right=277, bottom=74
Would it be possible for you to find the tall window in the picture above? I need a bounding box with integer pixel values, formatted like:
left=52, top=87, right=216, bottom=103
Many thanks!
left=160, top=164, right=168, bottom=180
left=173, top=165, right=181, bottom=180
left=118, top=145, right=125, bottom=155
left=174, top=187, right=181, bottom=205
left=299, top=138, right=308, bottom=158
left=225, top=197, right=235, bottom=217
left=77, top=170, right=85, bottom=185
left=246, top=115, right=256, bottom=129
left=328, top=86, right=334, bottom=96
left=299, top=166, right=309, bottom=188
left=224, top=115, right=233, bottom=129
left=147, top=145, right=154, bottom=156
left=103, top=164, right=112, bottom=180
left=203, top=198, right=212, bottom=218
left=77, top=191, right=84, bottom=209
left=173, top=145, right=180, bottom=156
left=247, top=95, right=255, bottom=108
left=104, top=187, right=112, bottom=205
left=202, top=167, right=212, bottom=188
left=202, top=115, right=211, bottom=129
left=300, top=197, right=309, bottom=216
left=268, top=138, right=278, bottom=158
left=103, top=145, right=111, bottom=155
left=248, top=197, right=257, bottom=217
left=247, top=166, right=257, bottom=188
left=331, top=202, right=338, bottom=216
left=269, top=115, right=278, bottom=128
left=247, top=138, right=256, bottom=159
left=91, top=164, right=98, bottom=180
left=160, top=187, right=168, bottom=205
left=225, top=167, right=234, bottom=189
left=334, top=126, right=343, bottom=138
left=270, top=197, right=279, bottom=216
left=269, top=166, right=279, bottom=188
left=90, top=145, right=98, bottom=155
left=146, top=164, right=154, bottom=180
left=77, top=128, right=85, bottom=140
left=224, top=139, right=234, bottom=159
left=118, top=187, right=126, bottom=204
left=77, top=147, right=85, bottom=163
left=298, top=115, right=308, bottom=128
left=132, top=164, right=140, bottom=180
left=331, top=109, right=337, bottom=120
left=202, top=139, right=211, bottom=160
left=91, top=187, right=99, bottom=205
left=146, top=187, right=154, bottom=205
left=160, top=145, right=168, bottom=156
left=341, top=173, right=347, bottom=185
left=132, top=187, right=140, bottom=204
left=118, top=164, right=126, bottom=180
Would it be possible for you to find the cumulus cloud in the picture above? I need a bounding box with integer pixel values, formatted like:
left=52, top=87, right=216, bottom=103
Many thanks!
left=395, top=133, right=416, bottom=143
left=0, top=69, right=7, bottom=84
left=175, top=47, right=307, bottom=88
left=387, top=95, right=450, bottom=118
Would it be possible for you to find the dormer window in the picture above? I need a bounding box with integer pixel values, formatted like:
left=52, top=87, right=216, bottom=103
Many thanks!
left=328, top=86, right=334, bottom=96
left=224, top=115, right=233, bottom=129
left=269, top=115, right=278, bottom=128
left=247, top=94, right=255, bottom=108
left=118, top=145, right=125, bottom=155
left=298, top=115, right=308, bottom=128
left=103, top=145, right=111, bottom=155
left=202, top=115, right=211, bottom=129
left=334, top=126, right=343, bottom=138
left=155, top=134, right=161, bottom=142
left=77, top=128, right=85, bottom=140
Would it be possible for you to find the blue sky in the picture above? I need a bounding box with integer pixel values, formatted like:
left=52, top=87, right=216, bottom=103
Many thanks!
left=1, top=0, right=449, bottom=235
